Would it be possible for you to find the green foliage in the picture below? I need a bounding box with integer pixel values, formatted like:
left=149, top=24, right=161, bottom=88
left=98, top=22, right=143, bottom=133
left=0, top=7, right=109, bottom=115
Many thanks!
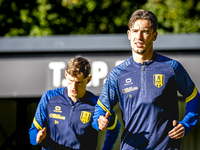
left=0, top=0, right=200, bottom=36
left=143, top=0, right=200, bottom=34
left=0, top=0, right=144, bottom=36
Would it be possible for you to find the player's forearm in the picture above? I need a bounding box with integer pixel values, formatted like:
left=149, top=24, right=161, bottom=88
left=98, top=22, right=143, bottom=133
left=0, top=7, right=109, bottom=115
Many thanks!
left=29, top=123, right=39, bottom=145
left=179, top=94, right=200, bottom=136
left=92, top=103, right=106, bottom=130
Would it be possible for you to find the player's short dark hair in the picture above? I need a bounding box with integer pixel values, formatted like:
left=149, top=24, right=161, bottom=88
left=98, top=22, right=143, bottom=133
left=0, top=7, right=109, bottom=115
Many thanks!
left=128, top=9, right=157, bottom=33
left=66, top=56, right=91, bottom=78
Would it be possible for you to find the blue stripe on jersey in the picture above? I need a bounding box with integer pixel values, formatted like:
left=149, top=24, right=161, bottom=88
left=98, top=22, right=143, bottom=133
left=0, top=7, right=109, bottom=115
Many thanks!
left=100, top=58, right=132, bottom=110
left=156, top=53, right=197, bottom=100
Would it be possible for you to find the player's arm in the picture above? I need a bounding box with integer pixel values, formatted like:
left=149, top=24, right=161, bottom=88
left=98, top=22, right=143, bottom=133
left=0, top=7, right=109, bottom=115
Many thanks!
left=102, top=110, right=121, bottom=150
left=92, top=69, right=119, bottom=131
left=177, top=86, right=200, bottom=137
left=92, top=99, right=109, bottom=130
left=29, top=92, right=48, bottom=145
left=29, top=121, right=46, bottom=145
left=171, top=62, right=200, bottom=137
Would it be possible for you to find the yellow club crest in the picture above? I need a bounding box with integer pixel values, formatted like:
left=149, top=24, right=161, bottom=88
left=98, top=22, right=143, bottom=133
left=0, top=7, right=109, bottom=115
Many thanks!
left=80, top=111, right=91, bottom=124
left=153, top=74, right=165, bottom=88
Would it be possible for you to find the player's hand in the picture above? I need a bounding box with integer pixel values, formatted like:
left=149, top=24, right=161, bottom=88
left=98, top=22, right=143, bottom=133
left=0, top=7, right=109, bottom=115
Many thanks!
left=36, top=127, right=46, bottom=144
left=98, top=112, right=109, bottom=131
left=168, top=120, right=184, bottom=139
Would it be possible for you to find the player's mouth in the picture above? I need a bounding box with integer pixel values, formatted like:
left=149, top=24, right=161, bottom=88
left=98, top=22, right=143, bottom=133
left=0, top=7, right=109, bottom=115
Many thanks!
left=135, top=42, right=144, bottom=48
left=71, top=90, right=77, bottom=94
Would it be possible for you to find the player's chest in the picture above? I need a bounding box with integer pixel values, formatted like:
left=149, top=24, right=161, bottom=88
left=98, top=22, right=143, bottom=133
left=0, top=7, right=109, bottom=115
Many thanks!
left=46, top=102, right=95, bottom=128
left=117, top=68, right=175, bottom=100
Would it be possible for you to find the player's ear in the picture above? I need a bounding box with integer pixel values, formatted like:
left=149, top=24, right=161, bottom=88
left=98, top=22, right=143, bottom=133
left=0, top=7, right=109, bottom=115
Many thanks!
left=65, top=71, right=68, bottom=78
left=153, top=31, right=158, bottom=41
left=127, top=30, right=131, bottom=40
left=87, top=76, right=92, bottom=84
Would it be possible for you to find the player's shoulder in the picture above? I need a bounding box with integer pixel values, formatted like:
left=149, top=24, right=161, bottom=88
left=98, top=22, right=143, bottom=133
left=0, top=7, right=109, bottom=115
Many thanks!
left=41, top=87, right=66, bottom=102
left=114, top=56, right=132, bottom=70
left=155, top=52, right=181, bottom=70
left=109, top=56, right=132, bottom=77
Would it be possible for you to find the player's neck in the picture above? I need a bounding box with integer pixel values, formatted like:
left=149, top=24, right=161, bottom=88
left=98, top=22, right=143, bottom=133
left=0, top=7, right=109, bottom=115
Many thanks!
left=132, top=51, right=153, bottom=64
left=71, top=97, right=78, bottom=103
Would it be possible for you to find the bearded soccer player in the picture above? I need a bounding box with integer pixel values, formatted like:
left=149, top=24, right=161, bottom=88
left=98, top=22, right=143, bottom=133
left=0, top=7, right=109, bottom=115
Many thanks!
left=29, top=56, right=121, bottom=150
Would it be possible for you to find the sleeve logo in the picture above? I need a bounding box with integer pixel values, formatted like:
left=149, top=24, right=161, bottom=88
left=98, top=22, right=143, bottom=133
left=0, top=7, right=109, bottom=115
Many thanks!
left=80, top=111, right=91, bottom=124
left=153, top=74, right=165, bottom=88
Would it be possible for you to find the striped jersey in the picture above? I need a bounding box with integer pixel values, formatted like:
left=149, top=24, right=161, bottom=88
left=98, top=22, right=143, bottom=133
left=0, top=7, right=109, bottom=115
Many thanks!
left=92, top=52, right=200, bottom=150
left=29, top=87, right=121, bottom=150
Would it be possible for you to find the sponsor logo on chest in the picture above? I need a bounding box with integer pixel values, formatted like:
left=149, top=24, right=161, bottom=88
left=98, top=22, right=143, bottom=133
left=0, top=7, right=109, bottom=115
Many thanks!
left=122, top=86, right=138, bottom=94
left=49, top=106, right=65, bottom=124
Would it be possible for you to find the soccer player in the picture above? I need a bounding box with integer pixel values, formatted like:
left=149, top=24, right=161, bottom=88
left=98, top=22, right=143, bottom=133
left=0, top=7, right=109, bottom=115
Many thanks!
left=92, top=9, right=200, bottom=149
left=29, top=57, right=121, bottom=150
